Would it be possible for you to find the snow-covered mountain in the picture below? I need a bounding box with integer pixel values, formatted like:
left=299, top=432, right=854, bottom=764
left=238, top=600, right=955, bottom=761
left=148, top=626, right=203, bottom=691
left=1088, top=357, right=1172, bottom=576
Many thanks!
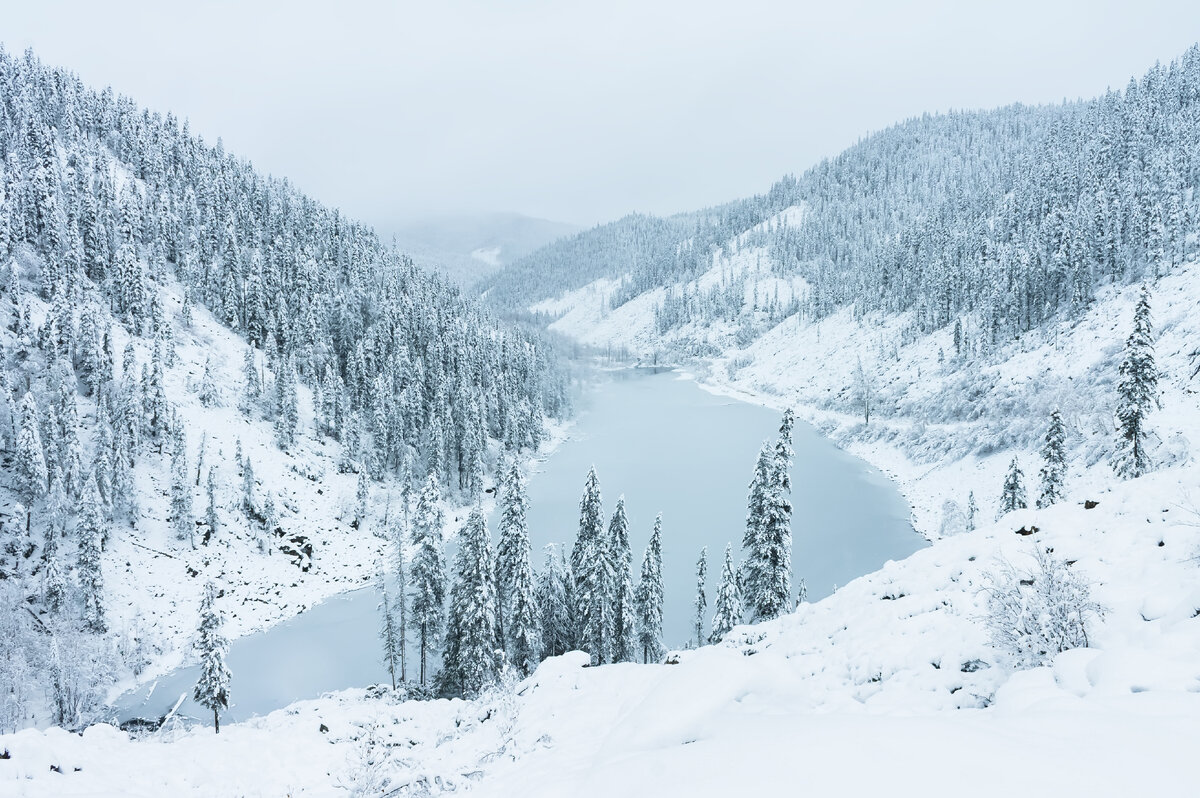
left=381, top=212, right=580, bottom=287
left=0, top=47, right=567, bottom=732
left=3, top=37, right=1200, bottom=798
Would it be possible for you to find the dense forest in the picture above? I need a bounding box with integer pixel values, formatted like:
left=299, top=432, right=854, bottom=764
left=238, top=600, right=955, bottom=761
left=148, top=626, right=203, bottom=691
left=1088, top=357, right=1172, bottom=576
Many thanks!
left=0, top=46, right=566, bottom=729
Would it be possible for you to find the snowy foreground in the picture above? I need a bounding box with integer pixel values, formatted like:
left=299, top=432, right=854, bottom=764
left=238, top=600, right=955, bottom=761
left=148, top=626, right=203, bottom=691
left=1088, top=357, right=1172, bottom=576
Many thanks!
left=4, top=452, right=1199, bottom=795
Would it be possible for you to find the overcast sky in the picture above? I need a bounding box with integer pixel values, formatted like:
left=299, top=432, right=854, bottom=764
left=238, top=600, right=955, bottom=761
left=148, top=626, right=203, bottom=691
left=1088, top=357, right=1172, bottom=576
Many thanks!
left=4, top=1, right=1200, bottom=229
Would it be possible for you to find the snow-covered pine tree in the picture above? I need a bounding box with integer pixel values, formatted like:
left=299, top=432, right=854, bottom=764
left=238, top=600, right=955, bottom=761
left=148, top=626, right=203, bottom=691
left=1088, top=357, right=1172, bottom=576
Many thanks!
left=852, top=357, right=874, bottom=425
left=409, top=474, right=447, bottom=685
left=378, top=574, right=401, bottom=690
left=1037, top=409, right=1068, bottom=508
left=710, top=543, right=742, bottom=643
left=998, top=457, right=1027, bottom=518
left=1112, top=286, right=1158, bottom=479
left=495, top=459, right=525, bottom=648
left=390, top=519, right=409, bottom=682
left=241, top=457, right=255, bottom=515
left=355, top=468, right=370, bottom=530
left=608, top=496, right=637, bottom=662
left=170, top=427, right=193, bottom=544
left=751, top=409, right=794, bottom=621
left=966, top=491, right=978, bottom=531
left=76, top=494, right=105, bottom=632
left=198, top=357, right=219, bottom=407
left=693, top=547, right=708, bottom=648
left=443, top=507, right=500, bottom=696
left=239, top=346, right=261, bottom=416
left=635, top=514, right=665, bottom=663
left=536, top=544, right=572, bottom=659
left=273, top=357, right=298, bottom=450
left=574, top=467, right=614, bottom=664
left=495, top=461, right=540, bottom=673
left=43, top=533, right=67, bottom=613
left=740, top=442, right=772, bottom=618
left=15, top=393, right=48, bottom=503
left=193, top=581, right=231, bottom=734
left=205, top=466, right=219, bottom=543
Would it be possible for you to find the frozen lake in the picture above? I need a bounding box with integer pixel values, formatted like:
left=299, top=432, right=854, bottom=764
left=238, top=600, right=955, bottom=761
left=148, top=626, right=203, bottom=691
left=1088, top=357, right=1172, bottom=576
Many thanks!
left=111, top=368, right=922, bottom=724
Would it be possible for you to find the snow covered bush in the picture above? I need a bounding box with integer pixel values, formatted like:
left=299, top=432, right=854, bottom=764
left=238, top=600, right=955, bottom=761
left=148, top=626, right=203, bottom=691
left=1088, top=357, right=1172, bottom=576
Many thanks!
left=981, top=547, right=1102, bottom=668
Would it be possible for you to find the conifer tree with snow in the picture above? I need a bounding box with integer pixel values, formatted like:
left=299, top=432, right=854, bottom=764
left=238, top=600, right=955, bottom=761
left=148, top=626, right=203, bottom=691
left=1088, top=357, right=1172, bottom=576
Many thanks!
left=378, top=575, right=401, bottom=690
left=236, top=451, right=253, bottom=508
left=536, top=544, right=573, bottom=659
left=1111, top=286, right=1158, bottom=479
left=710, top=543, right=742, bottom=643
left=273, top=358, right=298, bottom=450
left=15, top=393, right=47, bottom=503
left=193, top=581, right=231, bottom=734
left=495, top=461, right=540, bottom=673
left=198, top=357, right=220, bottom=407
left=76, top=502, right=105, bottom=633
left=741, top=442, right=772, bottom=617
left=43, top=538, right=67, bottom=613
left=442, top=508, right=500, bottom=696
left=205, top=466, right=219, bottom=542
left=693, top=547, right=708, bottom=648
left=635, top=514, right=665, bottom=663
left=409, top=474, right=447, bottom=685
left=1037, top=409, right=1068, bottom=508
left=746, top=409, right=794, bottom=621
left=609, top=497, right=637, bottom=662
left=170, top=427, right=193, bottom=544
left=998, top=457, right=1027, bottom=518
left=495, top=460, right=526, bottom=647
left=355, top=468, right=370, bottom=530
left=966, top=491, right=978, bottom=532
left=573, top=467, right=614, bottom=664
left=389, top=520, right=409, bottom=682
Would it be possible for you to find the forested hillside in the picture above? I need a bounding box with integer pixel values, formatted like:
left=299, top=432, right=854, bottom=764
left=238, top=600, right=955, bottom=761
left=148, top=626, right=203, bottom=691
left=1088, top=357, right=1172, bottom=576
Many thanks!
left=488, top=45, right=1200, bottom=352
left=0, top=46, right=565, bottom=730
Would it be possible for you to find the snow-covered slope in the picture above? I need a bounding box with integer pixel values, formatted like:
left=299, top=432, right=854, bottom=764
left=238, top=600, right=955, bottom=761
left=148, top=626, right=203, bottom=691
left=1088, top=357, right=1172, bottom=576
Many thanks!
left=6, top=446, right=1199, bottom=795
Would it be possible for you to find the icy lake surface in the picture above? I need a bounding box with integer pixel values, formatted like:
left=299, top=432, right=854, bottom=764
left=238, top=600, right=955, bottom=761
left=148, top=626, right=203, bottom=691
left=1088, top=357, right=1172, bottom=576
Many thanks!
left=111, top=368, right=922, bottom=724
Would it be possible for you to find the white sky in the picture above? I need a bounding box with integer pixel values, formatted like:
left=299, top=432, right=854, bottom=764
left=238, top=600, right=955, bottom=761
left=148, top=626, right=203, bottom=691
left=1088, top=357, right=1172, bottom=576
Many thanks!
left=4, top=1, right=1200, bottom=228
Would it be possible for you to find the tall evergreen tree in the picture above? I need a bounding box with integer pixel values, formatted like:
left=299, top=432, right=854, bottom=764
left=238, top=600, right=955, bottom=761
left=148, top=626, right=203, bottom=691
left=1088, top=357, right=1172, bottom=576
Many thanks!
left=998, top=457, right=1027, bottom=517
left=193, top=581, right=231, bottom=734
left=710, top=543, right=742, bottom=643
left=409, top=474, right=447, bottom=685
left=170, top=428, right=193, bottom=544
left=77, top=492, right=106, bottom=632
left=740, top=442, right=772, bottom=617
left=495, top=461, right=540, bottom=674
left=1037, top=409, right=1068, bottom=508
left=379, top=574, right=401, bottom=690
left=536, top=544, right=572, bottom=659
left=609, top=497, right=637, bottom=662
left=390, top=520, right=409, bottom=682
left=205, top=466, right=219, bottom=542
left=495, top=459, right=527, bottom=648
left=442, top=508, right=500, bottom=696
left=750, top=409, right=794, bottom=621
left=574, top=467, right=614, bottom=664
left=693, top=547, right=708, bottom=648
left=635, top=514, right=665, bottom=663
left=1112, top=286, right=1158, bottom=479
left=15, top=393, right=48, bottom=503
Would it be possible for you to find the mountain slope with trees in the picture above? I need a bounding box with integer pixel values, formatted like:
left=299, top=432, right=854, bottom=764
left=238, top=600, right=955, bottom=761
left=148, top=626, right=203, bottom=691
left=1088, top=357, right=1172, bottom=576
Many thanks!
left=0, top=45, right=567, bottom=730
